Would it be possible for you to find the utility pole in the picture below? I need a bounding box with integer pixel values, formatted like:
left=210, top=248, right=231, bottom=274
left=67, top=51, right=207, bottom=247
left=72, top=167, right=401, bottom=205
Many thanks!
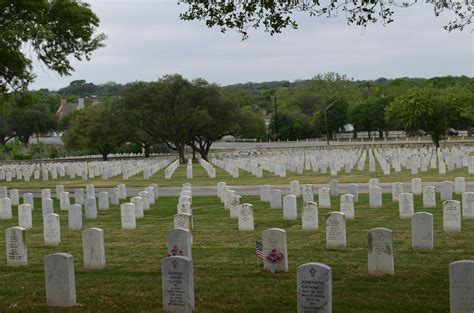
left=273, top=95, right=278, bottom=140
left=324, top=101, right=337, bottom=146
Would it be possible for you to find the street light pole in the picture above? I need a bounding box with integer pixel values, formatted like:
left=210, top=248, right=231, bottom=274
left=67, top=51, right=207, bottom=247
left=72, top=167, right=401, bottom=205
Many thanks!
left=273, top=95, right=278, bottom=140
left=324, top=101, right=337, bottom=146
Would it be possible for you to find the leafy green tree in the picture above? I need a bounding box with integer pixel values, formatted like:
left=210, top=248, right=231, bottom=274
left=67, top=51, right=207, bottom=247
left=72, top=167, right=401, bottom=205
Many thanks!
left=187, top=81, right=246, bottom=161
left=385, top=88, right=451, bottom=147
left=237, top=106, right=267, bottom=140
left=63, top=102, right=124, bottom=161
left=439, top=87, right=474, bottom=134
left=287, top=89, right=325, bottom=116
left=119, top=75, right=209, bottom=164
left=269, top=108, right=312, bottom=140
left=350, top=96, right=394, bottom=138
left=8, top=103, right=57, bottom=145
left=179, top=1, right=472, bottom=39
left=1, top=0, right=106, bottom=93
left=116, top=84, right=158, bottom=158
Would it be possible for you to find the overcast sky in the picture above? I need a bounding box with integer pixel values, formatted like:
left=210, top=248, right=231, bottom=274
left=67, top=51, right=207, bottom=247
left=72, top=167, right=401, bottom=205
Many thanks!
left=30, top=0, right=473, bottom=90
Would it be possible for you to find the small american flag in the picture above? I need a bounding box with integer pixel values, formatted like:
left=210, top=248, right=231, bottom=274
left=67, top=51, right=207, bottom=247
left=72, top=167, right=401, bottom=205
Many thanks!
left=256, top=241, right=264, bottom=260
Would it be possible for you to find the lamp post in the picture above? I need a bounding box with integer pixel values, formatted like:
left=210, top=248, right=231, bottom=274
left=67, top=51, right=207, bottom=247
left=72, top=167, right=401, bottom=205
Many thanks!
left=324, top=101, right=337, bottom=146
left=273, top=95, right=278, bottom=140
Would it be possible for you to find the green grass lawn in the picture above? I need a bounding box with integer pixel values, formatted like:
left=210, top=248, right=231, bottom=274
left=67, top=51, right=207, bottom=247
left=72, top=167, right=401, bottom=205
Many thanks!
left=1, top=161, right=473, bottom=190
left=0, top=193, right=472, bottom=312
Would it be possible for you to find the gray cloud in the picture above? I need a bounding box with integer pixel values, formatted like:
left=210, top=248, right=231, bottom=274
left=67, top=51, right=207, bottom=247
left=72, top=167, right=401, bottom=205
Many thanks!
left=30, top=0, right=473, bottom=90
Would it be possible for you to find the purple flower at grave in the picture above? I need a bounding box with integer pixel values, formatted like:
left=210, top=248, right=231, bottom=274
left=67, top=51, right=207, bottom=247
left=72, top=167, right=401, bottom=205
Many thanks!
left=265, top=248, right=284, bottom=264
left=167, top=245, right=183, bottom=257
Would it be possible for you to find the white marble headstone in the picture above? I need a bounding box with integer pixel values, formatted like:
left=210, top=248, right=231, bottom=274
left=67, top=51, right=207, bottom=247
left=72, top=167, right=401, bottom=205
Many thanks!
left=283, top=195, right=297, bottom=220
left=368, top=228, right=394, bottom=275
left=302, top=202, right=318, bottom=231
left=161, top=256, right=195, bottom=313
left=449, top=260, right=474, bottom=312
left=238, top=204, right=254, bottom=231
left=18, top=204, right=32, bottom=229
left=167, top=228, right=192, bottom=258
left=44, top=213, right=60, bottom=246
left=262, top=228, right=288, bottom=272
left=325, top=212, right=346, bottom=248
left=270, top=189, right=282, bottom=209
left=318, top=187, right=331, bottom=209
left=84, top=197, right=97, bottom=220
left=411, top=178, right=422, bottom=195
left=297, top=262, right=332, bottom=313
left=443, top=200, right=461, bottom=232
left=340, top=194, right=354, bottom=220
left=0, top=197, right=12, bottom=219
left=412, top=212, right=433, bottom=250
left=82, top=228, right=106, bottom=269
left=369, top=187, right=382, bottom=208
left=347, top=184, right=359, bottom=202
left=98, top=192, right=109, bottom=210
left=423, top=186, right=436, bottom=208
left=454, top=177, right=466, bottom=195
left=398, top=193, right=414, bottom=219
left=120, top=203, right=136, bottom=230
left=44, top=253, right=76, bottom=307
left=462, top=192, right=474, bottom=219
left=440, top=181, right=453, bottom=201
left=302, top=184, right=314, bottom=203
left=5, top=226, right=27, bottom=266
left=68, top=204, right=82, bottom=231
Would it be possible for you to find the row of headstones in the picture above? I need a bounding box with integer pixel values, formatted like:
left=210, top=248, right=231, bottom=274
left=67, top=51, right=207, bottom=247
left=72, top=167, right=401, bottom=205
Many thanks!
left=199, top=158, right=216, bottom=178
left=0, top=158, right=172, bottom=182
left=162, top=227, right=474, bottom=312
left=165, top=159, right=180, bottom=179
left=228, top=146, right=474, bottom=177
left=217, top=180, right=470, bottom=237
left=216, top=182, right=255, bottom=231
left=6, top=182, right=186, bottom=270
left=260, top=177, right=472, bottom=208
left=6, top=199, right=472, bottom=310
left=209, top=158, right=240, bottom=178
left=2, top=184, right=159, bottom=248
left=4, top=182, right=168, bottom=308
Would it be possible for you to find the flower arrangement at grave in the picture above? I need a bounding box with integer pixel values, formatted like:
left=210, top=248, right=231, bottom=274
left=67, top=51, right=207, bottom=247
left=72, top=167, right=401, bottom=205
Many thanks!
left=167, top=245, right=183, bottom=257
left=265, top=248, right=284, bottom=273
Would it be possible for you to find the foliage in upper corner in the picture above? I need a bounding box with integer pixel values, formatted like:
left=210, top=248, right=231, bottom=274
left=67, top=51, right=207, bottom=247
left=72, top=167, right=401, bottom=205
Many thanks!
left=178, top=0, right=473, bottom=39
left=0, top=0, right=106, bottom=93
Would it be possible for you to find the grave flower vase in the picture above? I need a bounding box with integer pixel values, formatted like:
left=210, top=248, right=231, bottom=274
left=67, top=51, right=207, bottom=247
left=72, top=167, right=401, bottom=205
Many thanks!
left=271, top=262, right=276, bottom=274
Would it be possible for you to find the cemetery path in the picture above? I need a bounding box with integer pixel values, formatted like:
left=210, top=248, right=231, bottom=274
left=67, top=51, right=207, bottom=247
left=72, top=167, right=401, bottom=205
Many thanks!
left=18, top=182, right=474, bottom=196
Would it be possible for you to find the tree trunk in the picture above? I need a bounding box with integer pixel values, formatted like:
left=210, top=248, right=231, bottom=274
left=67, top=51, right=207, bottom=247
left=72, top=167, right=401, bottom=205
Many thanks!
left=431, top=134, right=440, bottom=148
left=144, top=144, right=151, bottom=158
left=352, top=130, right=357, bottom=139
left=101, top=152, right=108, bottom=161
left=192, top=148, right=196, bottom=160
left=177, top=144, right=186, bottom=164
left=368, top=130, right=371, bottom=139
left=379, top=130, right=383, bottom=139
left=198, top=141, right=212, bottom=161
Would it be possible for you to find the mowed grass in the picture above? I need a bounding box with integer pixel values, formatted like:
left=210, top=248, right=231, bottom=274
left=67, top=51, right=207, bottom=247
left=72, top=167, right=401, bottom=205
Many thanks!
left=0, top=193, right=473, bottom=312
left=1, top=159, right=473, bottom=190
